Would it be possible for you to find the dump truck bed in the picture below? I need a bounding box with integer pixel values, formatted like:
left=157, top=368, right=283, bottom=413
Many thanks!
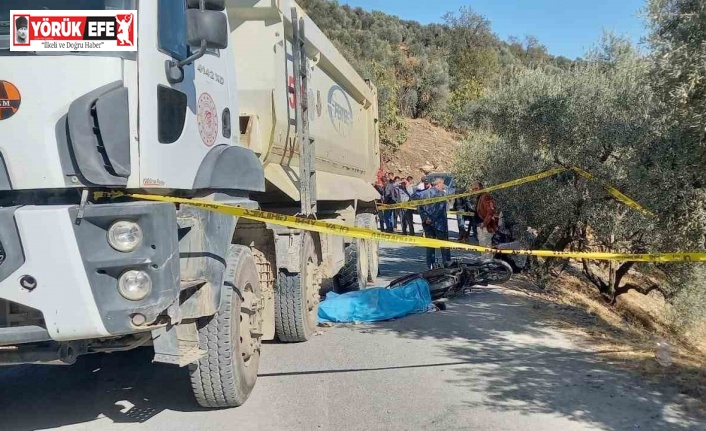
left=227, top=0, right=381, bottom=203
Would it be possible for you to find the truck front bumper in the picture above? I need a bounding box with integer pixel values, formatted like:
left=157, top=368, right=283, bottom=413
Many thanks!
left=0, top=202, right=180, bottom=343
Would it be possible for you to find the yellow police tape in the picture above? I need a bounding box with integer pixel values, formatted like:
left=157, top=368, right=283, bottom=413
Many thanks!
left=571, top=166, right=655, bottom=217
left=377, top=166, right=654, bottom=217
left=130, top=193, right=706, bottom=263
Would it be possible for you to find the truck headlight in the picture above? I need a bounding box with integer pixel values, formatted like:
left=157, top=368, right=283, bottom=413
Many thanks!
left=118, top=270, right=152, bottom=301
left=107, top=221, right=143, bottom=252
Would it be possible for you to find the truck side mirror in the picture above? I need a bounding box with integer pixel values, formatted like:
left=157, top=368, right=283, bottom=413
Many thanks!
left=186, top=9, right=228, bottom=50
left=165, top=7, right=229, bottom=84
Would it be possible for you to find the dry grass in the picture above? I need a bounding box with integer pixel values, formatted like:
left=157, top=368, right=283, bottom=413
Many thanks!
left=506, top=269, right=706, bottom=406
left=383, top=118, right=706, bottom=405
left=383, top=118, right=462, bottom=178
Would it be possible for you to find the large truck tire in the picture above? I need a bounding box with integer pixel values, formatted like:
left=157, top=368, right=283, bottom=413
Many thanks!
left=275, top=232, right=320, bottom=343
left=334, top=213, right=380, bottom=293
left=189, top=245, right=262, bottom=409
left=335, top=243, right=364, bottom=293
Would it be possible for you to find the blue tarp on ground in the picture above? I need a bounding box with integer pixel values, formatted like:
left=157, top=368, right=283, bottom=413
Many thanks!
left=317, top=278, right=432, bottom=324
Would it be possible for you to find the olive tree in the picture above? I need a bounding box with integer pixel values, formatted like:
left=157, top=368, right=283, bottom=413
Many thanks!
left=643, top=0, right=706, bottom=329
left=454, top=35, right=660, bottom=301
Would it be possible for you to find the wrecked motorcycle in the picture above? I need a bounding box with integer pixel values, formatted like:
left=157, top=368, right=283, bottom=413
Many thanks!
left=387, top=258, right=513, bottom=300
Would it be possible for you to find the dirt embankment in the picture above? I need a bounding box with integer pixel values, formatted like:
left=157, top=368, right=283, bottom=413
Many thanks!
left=382, top=118, right=462, bottom=179
left=509, top=267, right=706, bottom=410
left=384, top=117, right=706, bottom=407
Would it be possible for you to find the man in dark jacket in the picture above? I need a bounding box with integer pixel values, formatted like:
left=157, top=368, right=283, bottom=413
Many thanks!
left=401, top=176, right=416, bottom=235
left=454, top=193, right=475, bottom=242
left=414, top=177, right=451, bottom=268
left=397, top=177, right=415, bottom=235
left=374, top=179, right=385, bottom=231
left=382, top=177, right=397, bottom=232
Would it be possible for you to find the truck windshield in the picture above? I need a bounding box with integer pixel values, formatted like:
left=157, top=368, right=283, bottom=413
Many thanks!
left=0, top=0, right=135, bottom=50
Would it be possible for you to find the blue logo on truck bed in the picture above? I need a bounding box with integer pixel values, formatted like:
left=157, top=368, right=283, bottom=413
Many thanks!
left=327, top=85, right=353, bottom=136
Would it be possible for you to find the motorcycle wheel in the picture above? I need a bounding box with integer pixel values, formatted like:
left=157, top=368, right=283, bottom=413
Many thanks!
left=475, top=259, right=513, bottom=285
left=426, top=275, right=460, bottom=300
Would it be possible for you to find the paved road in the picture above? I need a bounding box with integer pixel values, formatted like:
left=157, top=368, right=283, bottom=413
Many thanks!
left=0, top=219, right=702, bottom=431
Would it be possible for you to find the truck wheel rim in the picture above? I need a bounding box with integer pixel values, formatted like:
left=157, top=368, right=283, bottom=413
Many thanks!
left=239, top=283, right=261, bottom=366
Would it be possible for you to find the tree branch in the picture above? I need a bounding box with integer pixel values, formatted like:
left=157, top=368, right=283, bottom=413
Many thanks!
left=614, top=261, right=635, bottom=288
left=532, top=228, right=552, bottom=249
left=614, top=282, right=669, bottom=301
left=545, top=225, right=576, bottom=275
left=582, top=260, right=608, bottom=292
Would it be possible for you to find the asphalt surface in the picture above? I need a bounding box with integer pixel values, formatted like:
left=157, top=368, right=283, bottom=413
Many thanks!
left=0, top=218, right=702, bottom=431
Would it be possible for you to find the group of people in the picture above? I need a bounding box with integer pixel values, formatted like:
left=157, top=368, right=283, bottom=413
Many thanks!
left=377, top=173, right=418, bottom=235
left=374, top=172, right=499, bottom=269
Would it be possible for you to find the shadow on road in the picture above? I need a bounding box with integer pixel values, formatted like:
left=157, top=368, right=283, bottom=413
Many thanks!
left=0, top=242, right=702, bottom=431
left=258, top=348, right=627, bottom=377
left=360, top=243, right=706, bottom=431
left=376, top=237, right=478, bottom=281
left=0, top=348, right=203, bottom=430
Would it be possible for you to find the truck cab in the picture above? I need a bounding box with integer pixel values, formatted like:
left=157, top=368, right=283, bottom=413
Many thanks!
left=0, top=0, right=261, bottom=192
left=0, top=0, right=380, bottom=409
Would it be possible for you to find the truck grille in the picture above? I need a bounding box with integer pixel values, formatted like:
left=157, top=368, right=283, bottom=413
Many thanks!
left=0, top=300, right=45, bottom=328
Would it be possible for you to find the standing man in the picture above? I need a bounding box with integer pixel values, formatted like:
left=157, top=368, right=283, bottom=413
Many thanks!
left=382, top=175, right=397, bottom=232
left=403, top=176, right=416, bottom=235
left=392, top=176, right=402, bottom=231
left=397, top=177, right=415, bottom=235
left=374, top=178, right=385, bottom=231
left=453, top=193, right=473, bottom=242
left=473, top=181, right=499, bottom=259
left=414, top=177, right=451, bottom=268
left=467, top=191, right=479, bottom=243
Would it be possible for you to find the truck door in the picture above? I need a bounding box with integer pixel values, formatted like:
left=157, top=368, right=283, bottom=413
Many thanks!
left=137, top=0, right=235, bottom=190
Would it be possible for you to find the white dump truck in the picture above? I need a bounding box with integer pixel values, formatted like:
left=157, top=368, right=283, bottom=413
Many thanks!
left=0, top=0, right=380, bottom=408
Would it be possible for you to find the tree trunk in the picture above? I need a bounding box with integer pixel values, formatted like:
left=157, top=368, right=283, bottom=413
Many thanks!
left=612, top=262, right=634, bottom=289
left=582, top=260, right=611, bottom=300
left=607, top=260, right=616, bottom=299
left=544, top=226, right=574, bottom=276
left=582, top=260, right=659, bottom=304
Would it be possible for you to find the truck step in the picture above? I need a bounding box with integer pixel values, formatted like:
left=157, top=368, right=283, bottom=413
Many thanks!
left=0, top=325, right=52, bottom=347
left=153, top=345, right=206, bottom=367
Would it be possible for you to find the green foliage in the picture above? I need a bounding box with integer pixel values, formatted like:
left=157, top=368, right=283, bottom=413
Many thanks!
left=668, top=265, right=706, bottom=331
left=648, top=0, right=706, bottom=149
left=297, top=0, right=706, bottom=334
left=297, top=0, right=706, bottom=332
left=297, top=0, right=564, bottom=152
left=454, top=34, right=660, bottom=299
left=446, top=79, right=485, bottom=126
left=643, top=0, right=706, bottom=252
left=453, top=15, right=706, bottom=332
left=368, top=60, right=409, bottom=151
left=451, top=48, right=501, bottom=86
left=415, top=55, right=451, bottom=118
left=644, top=0, right=706, bottom=331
